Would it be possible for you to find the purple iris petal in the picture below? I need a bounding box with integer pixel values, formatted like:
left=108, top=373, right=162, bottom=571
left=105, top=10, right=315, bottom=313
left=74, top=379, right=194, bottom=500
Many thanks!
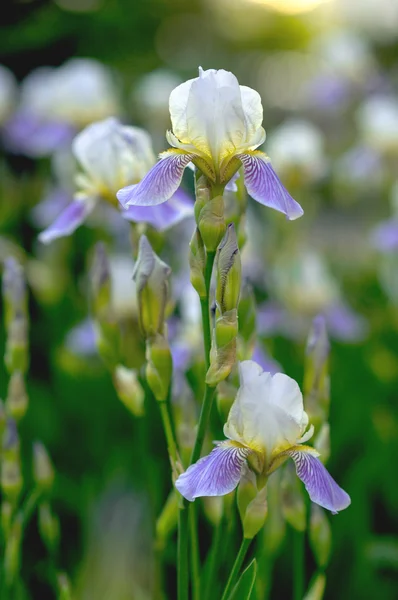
left=38, top=198, right=96, bottom=244
left=4, top=112, right=74, bottom=157
left=122, top=187, right=194, bottom=230
left=65, top=318, right=97, bottom=356
left=175, top=442, right=250, bottom=502
left=117, top=152, right=194, bottom=207
left=30, top=187, right=72, bottom=228
left=238, top=153, right=304, bottom=220
left=324, top=303, right=368, bottom=343
left=288, top=449, right=351, bottom=514
left=371, top=219, right=398, bottom=253
left=257, top=302, right=287, bottom=336
left=252, top=344, right=282, bottom=375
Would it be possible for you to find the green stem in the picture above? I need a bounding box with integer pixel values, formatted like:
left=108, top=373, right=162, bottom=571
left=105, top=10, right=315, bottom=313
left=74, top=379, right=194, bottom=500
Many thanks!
left=158, top=400, right=178, bottom=468
left=293, top=529, right=305, bottom=600
left=178, top=507, right=189, bottom=600
left=203, top=512, right=225, bottom=600
left=220, top=537, right=251, bottom=600
left=189, top=504, right=200, bottom=600
left=200, top=250, right=216, bottom=369
left=190, top=385, right=216, bottom=465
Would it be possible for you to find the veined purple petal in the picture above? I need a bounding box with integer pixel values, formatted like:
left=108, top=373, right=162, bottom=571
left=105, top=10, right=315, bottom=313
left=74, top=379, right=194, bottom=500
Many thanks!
left=175, top=442, right=250, bottom=502
left=117, top=152, right=194, bottom=207
left=288, top=449, right=351, bottom=514
left=238, top=152, right=303, bottom=220
left=122, top=186, right=194, bottom=230
left=38, top=198, right=96, bottom=244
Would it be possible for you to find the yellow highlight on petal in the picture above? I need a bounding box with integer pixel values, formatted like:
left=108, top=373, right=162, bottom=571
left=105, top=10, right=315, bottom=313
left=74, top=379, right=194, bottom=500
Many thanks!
left=246, top=0, right=331, bottom=15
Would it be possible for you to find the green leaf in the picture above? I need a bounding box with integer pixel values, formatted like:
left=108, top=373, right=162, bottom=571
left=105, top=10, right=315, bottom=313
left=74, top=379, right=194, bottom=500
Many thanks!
left=228, top=558, right=257, bottom=600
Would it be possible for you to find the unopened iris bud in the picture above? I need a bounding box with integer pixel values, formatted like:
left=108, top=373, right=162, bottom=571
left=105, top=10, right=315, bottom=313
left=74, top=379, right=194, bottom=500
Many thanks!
left=133, top=235, right=171, bottom=338
left=303, top=573, right=326, bottom=600
left=6, top=372, right=28, bottom=422
left=113, top=365, right=145, bottom=417
left=238, top=474, right=268, bottom=540
left=197, top=195, right=226, bottom=252
left=146, top=334, right=172, bottom=401
left=304, top=315, right=331, bottom=432
left=189, top=228, right=206, bottom=298
left=57, top=573, right=73, bottom=600
left=314, top=422, right=331, bottom=464
left=216, top=224, right=241, bottom=314
left=309, top=504, right=332, bottom=569
left=1, top=458, right=23, bottom=503
left=238, top=284, right=256, bottom=346
left=33, top=441, right=55, bottom=492
left=38, top=501, right=60, bottom=553
left=281, top=463, right=306, bottom=532
left=194, top=175, right=211, bottom=224
left=90, top=242, right=111, bottom=319
left=4, top=513, right=22, bottom=587
left=206, top=336, right=236, bottom=387
left=215, top=309, right=239, bottom=348
left=2, top=418, right=20, bottom=460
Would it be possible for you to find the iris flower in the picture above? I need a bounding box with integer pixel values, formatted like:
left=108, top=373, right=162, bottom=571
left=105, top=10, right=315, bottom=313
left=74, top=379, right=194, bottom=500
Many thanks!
left=117, top=68, right=303, bottom=220
left=175, top=361, right=350, bottom=514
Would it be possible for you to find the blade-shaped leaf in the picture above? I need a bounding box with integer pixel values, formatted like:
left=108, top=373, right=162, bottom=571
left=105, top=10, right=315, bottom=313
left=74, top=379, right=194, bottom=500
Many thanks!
left=228, top=558, right=257, bottom=600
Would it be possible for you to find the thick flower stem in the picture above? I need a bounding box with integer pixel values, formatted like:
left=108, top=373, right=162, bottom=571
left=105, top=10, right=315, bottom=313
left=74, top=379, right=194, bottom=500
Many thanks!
left=220, top=537, right=252, bottom=600
left=293, top=529, right=305, bottom=600
left=178, top=507, right=189, bottom=600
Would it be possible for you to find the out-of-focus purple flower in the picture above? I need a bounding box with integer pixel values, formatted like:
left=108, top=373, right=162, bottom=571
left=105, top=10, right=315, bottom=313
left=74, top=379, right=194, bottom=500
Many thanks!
left=65, top=319, right=97, bottom=357
left=335, top=145, right=383, bottom=184
left=4, top=59, right=121, bottom=157
left=30, top=188, right=72, bottom=229
left=371, top=219, right=398, bottom=252
left=252, top=344, right=282, bottom=375
left=324, top=304, right=368, bottom=342
left=123, top=187, right=193, bottom=231
left=306, top=74, right=351, bottom=112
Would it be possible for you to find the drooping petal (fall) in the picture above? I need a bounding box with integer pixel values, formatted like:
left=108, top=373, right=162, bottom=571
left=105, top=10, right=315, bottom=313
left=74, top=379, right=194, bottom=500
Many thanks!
left=117, top=151, right=194, bottom=207
left=122, top=187, right=193, bottom=231
left=238, top=152, right=304, bottom=220
left=288, top=448, right=351, bottom=514
left=175, top=442, right=250, bottom=502
left=38, top=197, right=97, bottom=243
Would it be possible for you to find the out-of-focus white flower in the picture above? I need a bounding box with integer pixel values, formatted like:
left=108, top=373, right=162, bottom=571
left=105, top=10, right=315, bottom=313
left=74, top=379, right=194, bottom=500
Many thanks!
left=109, top=254, right=137, bottom=319
left=266, top=119, right=327, bottom=181
left=133, top=68, right=182, bottom=123
left=357, top=96, right=398, bottom=154
left=311, top=30, right=374, bottom=82
left=19, top=58, right=121, bottom=128
left=0, top=64, right=17, bottom=125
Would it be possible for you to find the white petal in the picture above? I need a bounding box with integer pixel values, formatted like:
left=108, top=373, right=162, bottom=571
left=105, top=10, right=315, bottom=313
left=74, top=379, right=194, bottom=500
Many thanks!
left=240, top=85, right=264, bottom=144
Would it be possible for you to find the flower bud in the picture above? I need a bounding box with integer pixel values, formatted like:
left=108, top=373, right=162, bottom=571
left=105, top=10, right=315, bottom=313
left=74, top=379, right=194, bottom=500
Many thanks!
left=33, top=441, right=55, bottom=493
left=57, top=573, right=73, bottom=600
left=309, top=504, right=332, bottom=569
left=238, top=284, right=256, bottom=346
left=215, top=310, right=239, bottom=348
left=262, top=473, right=286, bottom=557
left=38, top=501, right=60, bottom=553
left=281, top=463, right=306, bottom=532
left=156, top=489, right=179, bottom=550
left=304, top=315, right=330, bottom=432
left=90, top=242, right=112, bottom=319
left=1, top=501, right=12, bottom=538
left=206, top=336, right=236, bottom=387
left=4, top=315, right=29, bottom=374
left=239, top=477, right=268, bottom=540
left=146, top=334, right=172, bottom=401
left=203, top=496, right=224, bottom=527
left=189, top=228, right=206, bottom=298
left=6, top=371, right=28, bottom=422
left=198, top=195, right=226, bottom=252
left=113, top=365, right=145, bottom=417
left=194, top=175, right=211, bottom=224
left=2, top=257, right=27, bottom=330
left=303, top=573, right=326, bottom=600
left=314, top=422, right=331, bottom=464
left=2, top=418, right=20, bottom=461
left=133, top=235, right=171, bottom=338
left=1, top=458, right=23, bottom=504
left=216, top=223, right=241, bottom=314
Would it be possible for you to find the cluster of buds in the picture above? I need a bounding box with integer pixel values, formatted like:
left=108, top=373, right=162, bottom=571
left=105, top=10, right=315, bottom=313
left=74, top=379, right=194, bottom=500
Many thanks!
left=133, top=235, right=172, bottom=402
left=90, top=243, right=145, bottom=417
left=206, top=224, right=241, bottom=386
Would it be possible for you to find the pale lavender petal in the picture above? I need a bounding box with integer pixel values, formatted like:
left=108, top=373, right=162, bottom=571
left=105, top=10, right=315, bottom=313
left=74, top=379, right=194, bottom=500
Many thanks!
left=288, top=449, right=351, bottom=514
left=238, top=153, right=304, bottom=220
left=30, top=187, right=72, bottom=228
left=122, top=186, right=194, bottom=230
left=252, top=344, right=282, bottom=375
left=257, top=301, right=287, bottom=336
left=38, top=198, right=96, bottom=244
left=117, top=152, right=194, bottom=207
left=65, top=318, right=97, bottom=356
left=324, top=303, right=368, bottom=342
left=371, top=219, right=398, bottom=252
left=4, top=112, right=74, bottom=157
left=175, top=442, right=250, bottom=502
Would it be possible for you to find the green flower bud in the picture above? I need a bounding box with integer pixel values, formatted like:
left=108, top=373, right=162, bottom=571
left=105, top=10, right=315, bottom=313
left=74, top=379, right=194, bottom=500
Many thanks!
left=1, top=458, right=23, bottom=504
left=215, top=310, right=239, bottom=348
left=2, top=257, right=28, bottom=330
left=203, top=496, right=224, bottom=527
left=57, top=573, right=73, bottom=600
left=2, top=418, right=20, bottom=461
left=189, top=228, right=206, bottom=298
left=133, top=235, right=171, bottom=338
left=90, top=242, right=112, bottom=320
left=198, top=195, right=226, bottom=252
left=238, top=284, right=256, bottom=346
left=239, top=478, right=268, bottom=540
left=38, top=501, right=60, bottom=553
left=113, top=365, right=145, bottom=417
left=156, top=489, right=178, bottom=550
left=303, top=573, right=326, bottom=600
left=314, top=423, right=330, bottom=464
left=206, top=336, right=236, bottom=387
left=146, top=334, right=172, bottom=401
left=309, top=504, right=332, bottom=569
left=4, top=315, right=29, bottom=374
left=237, top=471, right=258, bottom=523
left=216, top=223, right=241, bottom=314
left=281, top=463, right=306, bottom=532
left=4, top=513, right=22, bottom=587
left=33, top=441, right=55, bottom=493
left=194, top=175, right=211, bottom=224
left=1, top=501, right=12, bottom=538
left=6, top=371, right=28, bottom=422
left=262, top=472, right=286, bottom=557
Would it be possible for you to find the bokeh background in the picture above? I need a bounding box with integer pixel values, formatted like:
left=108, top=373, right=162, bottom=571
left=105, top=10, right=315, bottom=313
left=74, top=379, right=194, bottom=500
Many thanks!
left=1, top=0, right=398, bottom=598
